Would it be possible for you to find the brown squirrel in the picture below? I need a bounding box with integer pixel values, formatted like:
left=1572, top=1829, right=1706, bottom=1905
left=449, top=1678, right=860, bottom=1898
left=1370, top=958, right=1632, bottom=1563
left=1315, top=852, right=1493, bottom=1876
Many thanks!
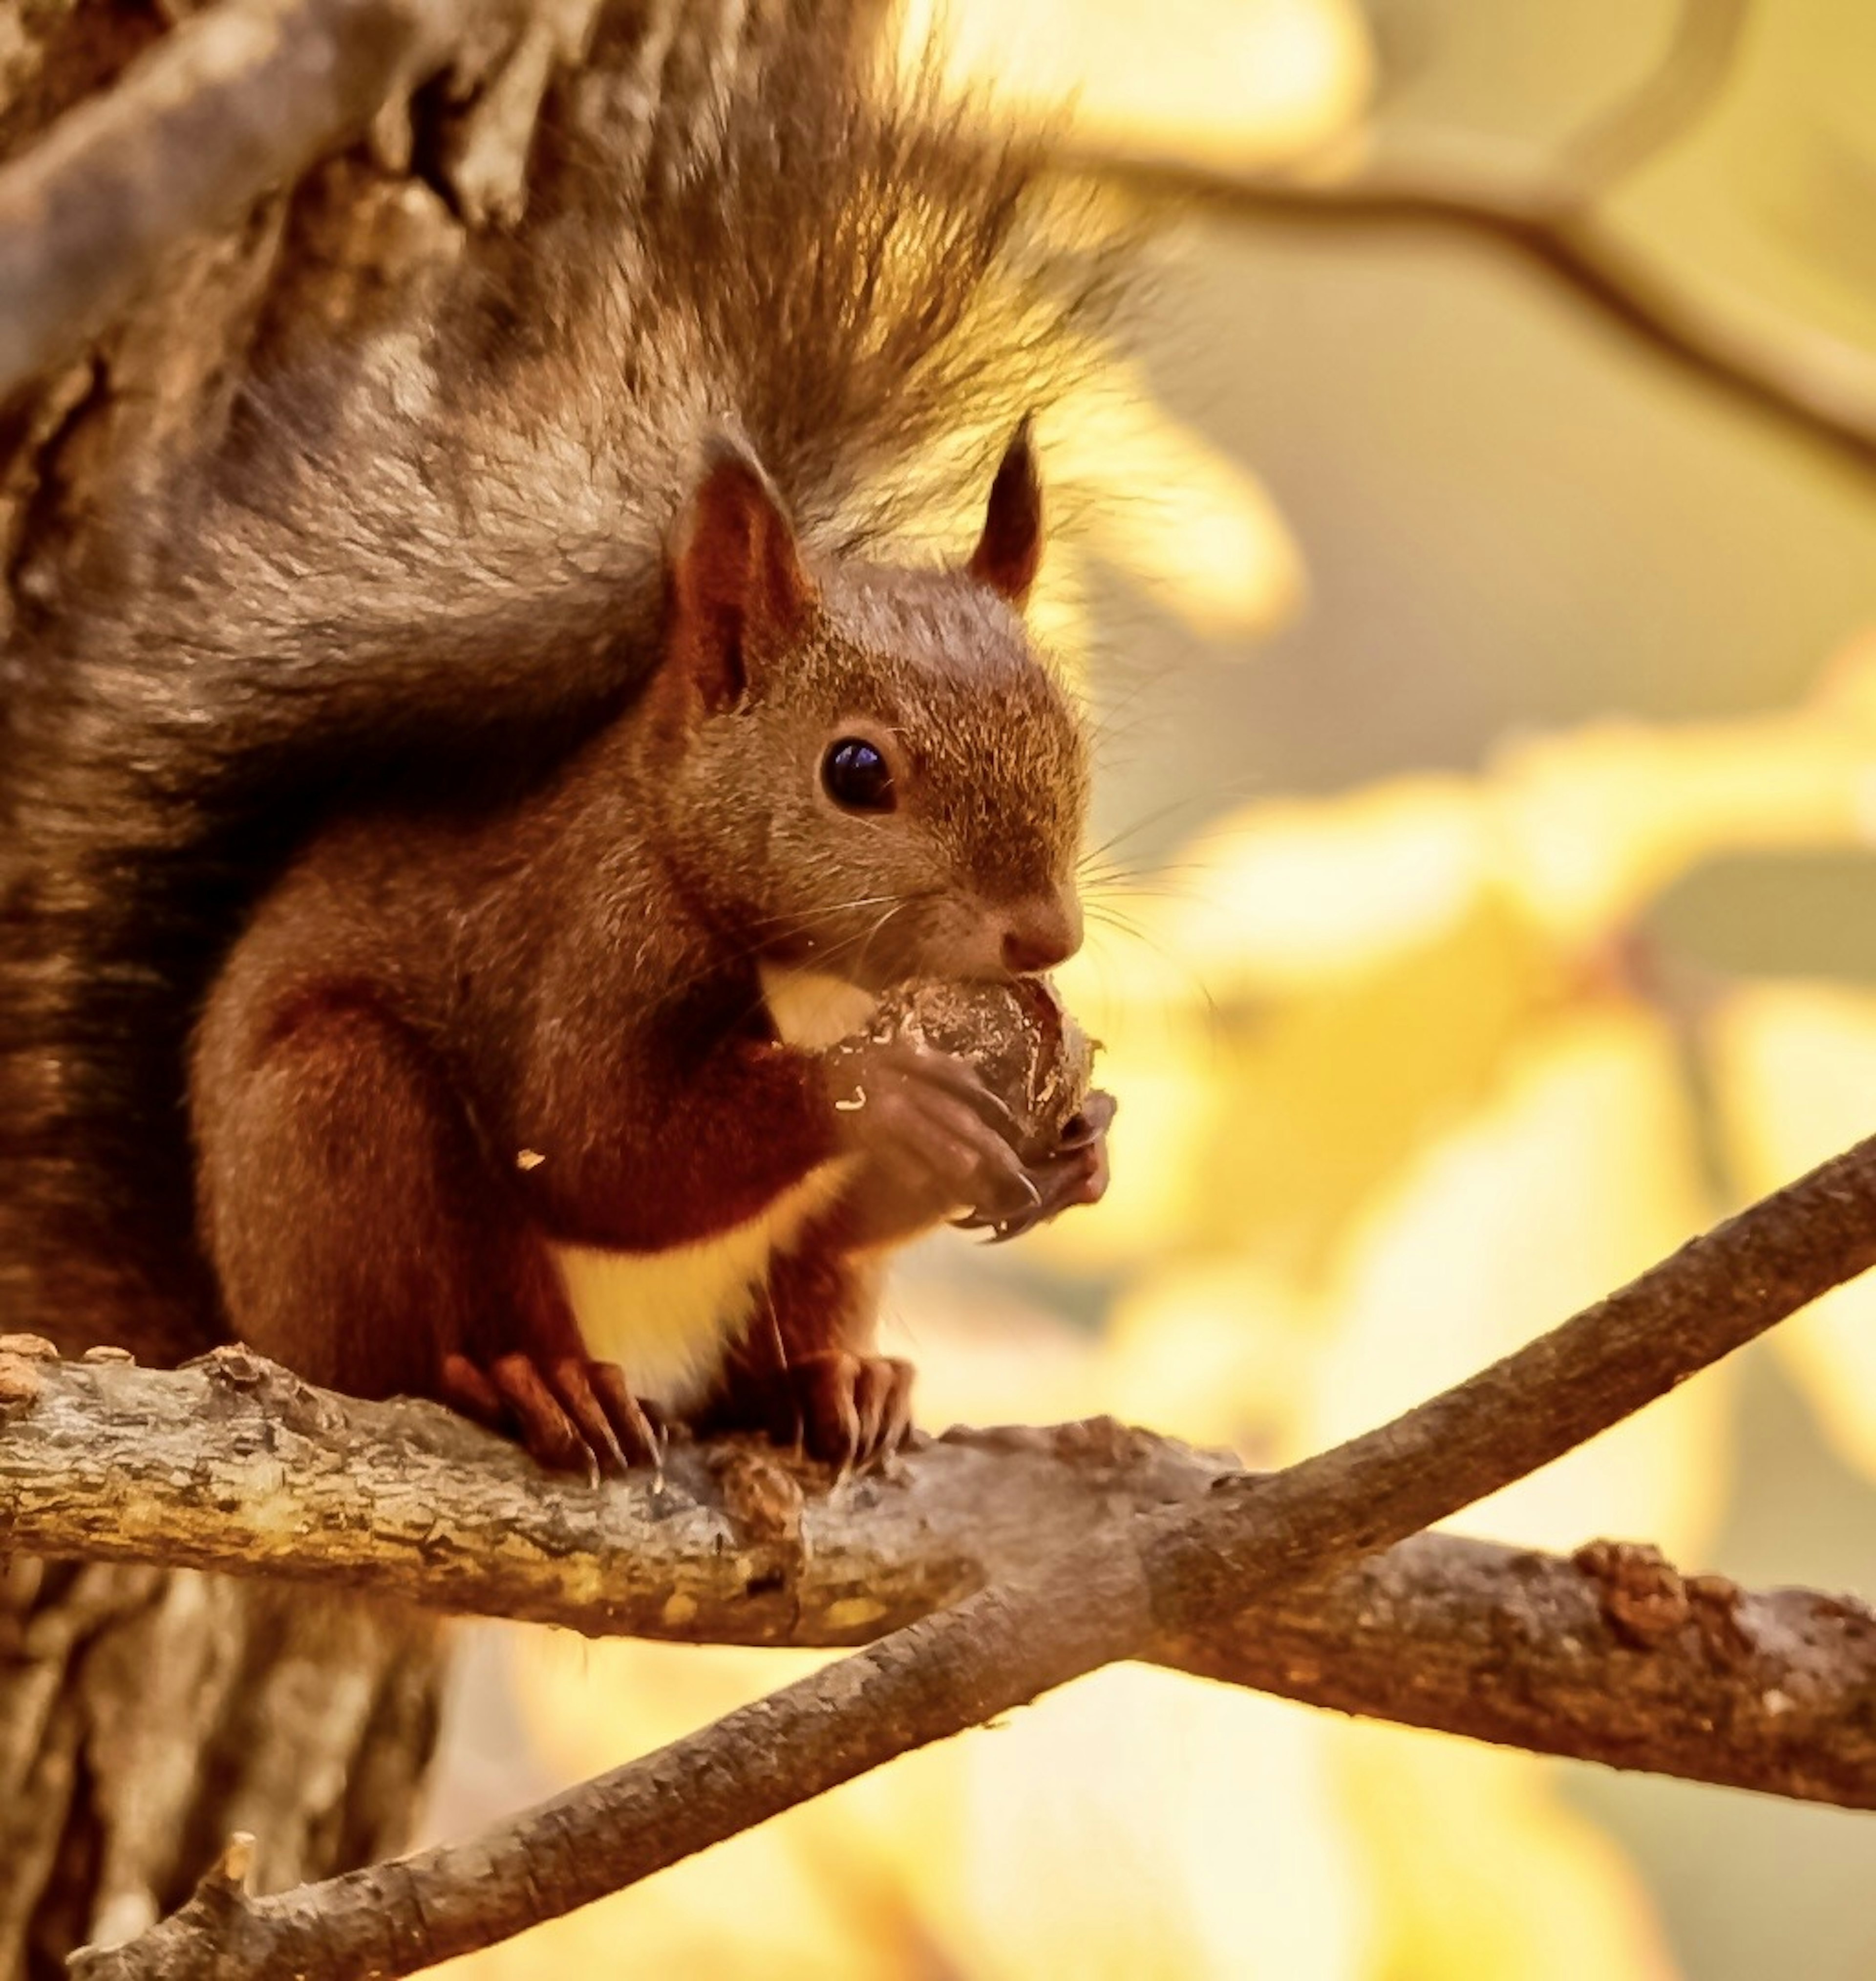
left=0, top=10, right=1114, bottom=1473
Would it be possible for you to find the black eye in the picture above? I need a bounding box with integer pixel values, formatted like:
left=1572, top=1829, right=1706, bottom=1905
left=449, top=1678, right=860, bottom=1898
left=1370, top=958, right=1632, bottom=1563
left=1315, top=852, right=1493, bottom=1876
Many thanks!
left=821, top=737, right=896, bottom=812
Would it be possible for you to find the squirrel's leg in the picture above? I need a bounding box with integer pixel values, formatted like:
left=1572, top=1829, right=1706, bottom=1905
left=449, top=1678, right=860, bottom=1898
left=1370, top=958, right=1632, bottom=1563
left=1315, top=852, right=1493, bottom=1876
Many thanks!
left=705, top=1242, right=912, bottom=1469
left=194, top=991, right=659, bottom=1474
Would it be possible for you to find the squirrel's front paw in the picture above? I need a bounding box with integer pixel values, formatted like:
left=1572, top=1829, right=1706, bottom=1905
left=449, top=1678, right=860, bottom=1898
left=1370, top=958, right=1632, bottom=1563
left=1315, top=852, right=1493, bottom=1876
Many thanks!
left=822, top=1034, right=1039, bottom=1246
left=439, top=1349, right=665, bottom=1478
left=955, top=1088, right=1115, bottom=1243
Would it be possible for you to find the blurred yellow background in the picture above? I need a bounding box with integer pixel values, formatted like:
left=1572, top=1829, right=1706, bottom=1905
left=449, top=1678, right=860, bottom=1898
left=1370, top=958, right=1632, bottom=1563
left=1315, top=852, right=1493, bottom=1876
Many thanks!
left=429, top=2, right=1876, bottom=1974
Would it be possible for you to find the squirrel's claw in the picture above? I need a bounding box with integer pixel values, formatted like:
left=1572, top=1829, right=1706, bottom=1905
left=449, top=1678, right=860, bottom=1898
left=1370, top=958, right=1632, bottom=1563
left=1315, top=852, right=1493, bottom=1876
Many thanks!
left=441, top=1348, right=662, bottom=1478
left=785, top=1349, right=916, bottom=1472
left=825, top=1032, right=1044, bottom=1245
left=953, top=1088, right=1115, bottom=1243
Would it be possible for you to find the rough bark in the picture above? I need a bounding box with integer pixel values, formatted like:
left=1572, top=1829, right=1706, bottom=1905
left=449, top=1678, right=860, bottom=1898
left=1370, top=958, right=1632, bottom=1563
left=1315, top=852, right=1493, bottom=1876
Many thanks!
left=9, top=1123, right=1876, bottom=1978
left=0, top=1562, right=441, bottom=1981
left=5, top=1341, right=1875, bottom=1813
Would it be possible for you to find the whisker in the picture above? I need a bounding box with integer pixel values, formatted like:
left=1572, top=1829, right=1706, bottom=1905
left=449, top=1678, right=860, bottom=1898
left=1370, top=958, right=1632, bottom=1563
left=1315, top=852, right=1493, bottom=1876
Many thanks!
left=647, top=889, right=932, bottom=1009
left=1079, top=914, right=1223, bottom=1025
left=718, top=885, right=946, bottom=1038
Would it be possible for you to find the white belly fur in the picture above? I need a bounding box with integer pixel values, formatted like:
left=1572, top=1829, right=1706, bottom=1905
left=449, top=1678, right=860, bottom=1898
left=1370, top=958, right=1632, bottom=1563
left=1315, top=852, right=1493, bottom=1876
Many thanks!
left=548, top=966, right=875, bottom=1409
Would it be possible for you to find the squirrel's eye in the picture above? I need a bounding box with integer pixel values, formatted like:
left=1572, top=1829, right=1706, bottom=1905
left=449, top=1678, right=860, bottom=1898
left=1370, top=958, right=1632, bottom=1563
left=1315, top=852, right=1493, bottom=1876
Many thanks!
left=821, top=737, right=896, bottom=812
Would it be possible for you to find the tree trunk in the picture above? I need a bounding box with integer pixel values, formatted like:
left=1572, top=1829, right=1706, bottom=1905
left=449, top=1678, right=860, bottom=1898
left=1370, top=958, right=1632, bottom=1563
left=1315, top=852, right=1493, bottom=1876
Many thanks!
left=0, top=0, right=473, bottom=1956
left=0, top=1564, right=441, bottom=1981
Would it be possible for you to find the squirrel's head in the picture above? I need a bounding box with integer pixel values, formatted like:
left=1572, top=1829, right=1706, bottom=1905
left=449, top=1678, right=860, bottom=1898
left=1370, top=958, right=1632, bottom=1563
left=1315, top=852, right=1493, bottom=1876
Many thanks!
left=640, top=427, right=1088, bottom=990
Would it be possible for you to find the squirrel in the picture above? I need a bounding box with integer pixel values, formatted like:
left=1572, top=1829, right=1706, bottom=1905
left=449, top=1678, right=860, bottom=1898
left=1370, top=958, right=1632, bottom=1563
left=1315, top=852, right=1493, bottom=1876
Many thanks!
left=0, top=8, right=1116, bottom=1474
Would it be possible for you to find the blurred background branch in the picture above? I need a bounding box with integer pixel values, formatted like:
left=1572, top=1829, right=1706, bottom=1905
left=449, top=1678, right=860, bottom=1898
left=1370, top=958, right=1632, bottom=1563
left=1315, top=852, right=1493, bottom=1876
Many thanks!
left=1553, top=0, right=1748, bottom=196
left=1059, top=0, right=1876, bottom=480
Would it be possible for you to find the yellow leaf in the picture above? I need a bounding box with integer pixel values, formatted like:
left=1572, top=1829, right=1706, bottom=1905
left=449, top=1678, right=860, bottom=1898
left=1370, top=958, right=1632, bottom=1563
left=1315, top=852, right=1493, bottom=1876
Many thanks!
left=1491, top=711, right=1876, bottom=946
left=1203, top=903, right=1552, bottom=1279
left=1150, top=681, right=1876, bottom=1000
left=1046, top=896, right=1556, bottom=1282
left=1163, top=775, right=1491, bottom=993
left=877, top=1272, right=1117, bottom=1429
left=928, top=1670, right=1370, bottom=1981
left=1101, top=1257, right=1317, bottom=1458
left=1048, top=363, right=1308, bottom=640
left=432, top=1636, right=871, bottom=1981
left=499, top=1638, right=1375, bottom=1981
left=1333, top=1729, right=1676, bottom=1981
left=1306, top=1003, right=1729, bottom=1558
left=901, top=0, right=1373, bottom=171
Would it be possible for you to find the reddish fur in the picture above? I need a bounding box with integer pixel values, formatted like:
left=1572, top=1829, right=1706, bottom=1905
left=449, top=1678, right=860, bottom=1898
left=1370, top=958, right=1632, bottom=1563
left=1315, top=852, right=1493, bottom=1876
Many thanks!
left=704, top=1241, right=910, bottom=1464
left=0, top=9, right=1123, bottom=1461
left=186, top=443, right=1095, bottom=1468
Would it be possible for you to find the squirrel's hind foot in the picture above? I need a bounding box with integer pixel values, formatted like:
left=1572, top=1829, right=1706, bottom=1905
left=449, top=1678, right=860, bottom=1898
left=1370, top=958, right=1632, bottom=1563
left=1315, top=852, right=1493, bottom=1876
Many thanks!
left=704, top=1349, right=915, bottom=1474
left=786, top=1349, right=916, bottom=1473
left=440, top=1349, right=666, bottom=1479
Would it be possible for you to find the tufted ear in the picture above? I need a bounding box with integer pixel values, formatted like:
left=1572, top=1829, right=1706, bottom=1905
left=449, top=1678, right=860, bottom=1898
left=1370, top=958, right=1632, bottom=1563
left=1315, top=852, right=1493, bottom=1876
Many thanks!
left=665, top=437, right=814, bottom=712
left=967, top=416, right=1044, bottom=608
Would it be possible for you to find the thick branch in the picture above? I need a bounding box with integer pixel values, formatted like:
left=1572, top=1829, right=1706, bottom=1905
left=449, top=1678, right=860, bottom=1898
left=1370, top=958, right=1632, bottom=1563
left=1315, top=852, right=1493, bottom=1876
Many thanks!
left=1145, top=1125, right=1876, bottom=1624
left=1165, top=1533, right=1876, bottom=1809
left=3, top=1346, right=1873, bottom=1810
left=31, top=1127, right=1876, bottom=1978
left=0, top=1346, right=1197, bottom=1647
left=0, top=0, right=516, bottom=399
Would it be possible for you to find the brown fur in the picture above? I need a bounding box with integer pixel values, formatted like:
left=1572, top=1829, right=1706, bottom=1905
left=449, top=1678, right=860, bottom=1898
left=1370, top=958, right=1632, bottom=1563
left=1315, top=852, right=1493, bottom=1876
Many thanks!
left=188, top=452, right=1090, bottom=1462
left=0, top=4, right=1115, bottom=1460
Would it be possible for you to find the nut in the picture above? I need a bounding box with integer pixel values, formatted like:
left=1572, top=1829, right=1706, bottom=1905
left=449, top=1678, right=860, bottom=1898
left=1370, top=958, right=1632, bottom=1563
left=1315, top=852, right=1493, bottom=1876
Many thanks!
left=871, top=977, right=1095, bottom=1161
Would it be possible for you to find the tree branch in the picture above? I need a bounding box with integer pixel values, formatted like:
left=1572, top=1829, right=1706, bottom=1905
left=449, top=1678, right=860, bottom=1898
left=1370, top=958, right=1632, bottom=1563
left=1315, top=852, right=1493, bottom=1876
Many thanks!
left=1165, top=1533, right=1876, bottom=1809
left=1551, top=0, right=1748, bottom=195
left=3, top=1345, right=1873, bottom=1809
left=25, top=1126, right=1876, bottom=1979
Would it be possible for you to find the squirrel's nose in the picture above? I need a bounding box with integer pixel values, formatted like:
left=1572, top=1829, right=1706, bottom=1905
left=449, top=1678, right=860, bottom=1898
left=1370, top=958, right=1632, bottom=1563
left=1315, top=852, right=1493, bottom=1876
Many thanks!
left=999, top=892, right=1082, bottom=975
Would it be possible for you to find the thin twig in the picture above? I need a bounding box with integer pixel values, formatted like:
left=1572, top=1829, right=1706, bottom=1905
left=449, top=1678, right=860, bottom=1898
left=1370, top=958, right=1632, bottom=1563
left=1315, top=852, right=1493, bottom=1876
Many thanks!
left=60, top=1128, right=1876, bottom=1980
left=1060, top=0, right=1876, bottom=482
left=1068, top=148, right=1876, bottom=478
left=1553, top=0, right=1749, bottom=196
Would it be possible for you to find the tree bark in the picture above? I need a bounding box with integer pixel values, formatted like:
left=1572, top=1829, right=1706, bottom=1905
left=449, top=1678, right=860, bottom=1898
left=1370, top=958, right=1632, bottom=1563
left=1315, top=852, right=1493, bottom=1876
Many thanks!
left=35, top=1119, right=1876, bottom=1979
left=7, top=1344, right=1876, bottom=1814
left=0, top=1563, right=441, bottom=1981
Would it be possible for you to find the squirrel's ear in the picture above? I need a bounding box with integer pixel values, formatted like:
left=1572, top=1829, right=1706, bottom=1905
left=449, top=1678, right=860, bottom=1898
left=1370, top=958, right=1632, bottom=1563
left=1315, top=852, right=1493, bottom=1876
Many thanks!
left=665, top=439, right=813, bottom=711
left=967, top=417, right=1044, bottom=608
